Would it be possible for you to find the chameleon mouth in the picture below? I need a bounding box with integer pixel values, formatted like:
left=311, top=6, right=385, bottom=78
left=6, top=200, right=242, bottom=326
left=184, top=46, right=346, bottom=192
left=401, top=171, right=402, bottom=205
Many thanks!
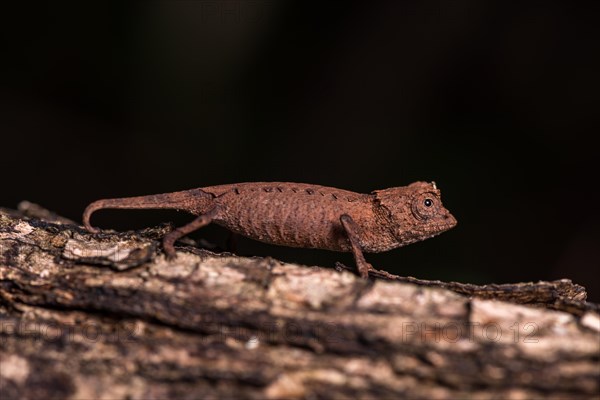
left=428, top=217, right=457, bottom=233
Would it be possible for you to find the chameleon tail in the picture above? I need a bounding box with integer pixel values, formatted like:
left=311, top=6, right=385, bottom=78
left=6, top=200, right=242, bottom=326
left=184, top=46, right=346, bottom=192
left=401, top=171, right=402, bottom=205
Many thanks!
left=83, top=189, right=212, bottom=233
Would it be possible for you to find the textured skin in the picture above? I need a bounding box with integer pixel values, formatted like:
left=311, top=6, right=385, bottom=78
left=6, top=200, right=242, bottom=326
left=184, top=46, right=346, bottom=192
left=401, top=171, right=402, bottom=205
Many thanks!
left=205, top=183, right=389, bottom=252
left=83, top=181, right=457, bottom=277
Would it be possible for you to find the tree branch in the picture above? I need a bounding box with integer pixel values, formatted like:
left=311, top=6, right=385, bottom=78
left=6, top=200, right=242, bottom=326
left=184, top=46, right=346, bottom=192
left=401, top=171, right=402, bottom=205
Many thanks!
left=1, top=206, right=598, bottom=399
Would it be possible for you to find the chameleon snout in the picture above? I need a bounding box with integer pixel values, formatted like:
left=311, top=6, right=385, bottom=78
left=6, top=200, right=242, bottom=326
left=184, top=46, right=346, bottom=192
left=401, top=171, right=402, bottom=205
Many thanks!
left=444, top=211, right=458, bottom=229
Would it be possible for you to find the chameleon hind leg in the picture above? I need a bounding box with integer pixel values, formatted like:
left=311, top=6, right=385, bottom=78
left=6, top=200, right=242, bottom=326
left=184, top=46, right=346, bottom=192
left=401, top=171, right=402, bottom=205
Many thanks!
left=163, top=207, right=219, bottom=258
left=340, top=214, right=375, bottom=279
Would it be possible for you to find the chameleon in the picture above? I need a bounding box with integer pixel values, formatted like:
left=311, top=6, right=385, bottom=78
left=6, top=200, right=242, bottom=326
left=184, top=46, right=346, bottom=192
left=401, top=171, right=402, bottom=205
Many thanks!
left=83, top=181, right=457, bottom=278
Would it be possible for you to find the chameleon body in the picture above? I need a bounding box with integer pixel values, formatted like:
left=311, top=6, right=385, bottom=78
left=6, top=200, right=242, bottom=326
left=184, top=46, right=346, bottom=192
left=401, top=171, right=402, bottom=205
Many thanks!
left=83, top=181, right=457, bottom=278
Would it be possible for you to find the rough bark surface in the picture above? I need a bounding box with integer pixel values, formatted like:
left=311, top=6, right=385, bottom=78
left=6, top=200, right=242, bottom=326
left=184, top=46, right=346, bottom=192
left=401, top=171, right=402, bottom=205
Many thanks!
left=1, top=204, right=599, bottom=399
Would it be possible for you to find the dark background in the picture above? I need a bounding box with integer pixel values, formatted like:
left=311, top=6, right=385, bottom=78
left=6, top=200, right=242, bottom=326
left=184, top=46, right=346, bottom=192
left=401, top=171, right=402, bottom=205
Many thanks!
left=2, top=2, right=598, bottom=300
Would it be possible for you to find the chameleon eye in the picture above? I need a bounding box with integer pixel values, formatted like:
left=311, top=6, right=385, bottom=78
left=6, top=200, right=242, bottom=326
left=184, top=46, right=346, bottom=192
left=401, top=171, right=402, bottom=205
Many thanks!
left=412, top=193, right=438, bottom=220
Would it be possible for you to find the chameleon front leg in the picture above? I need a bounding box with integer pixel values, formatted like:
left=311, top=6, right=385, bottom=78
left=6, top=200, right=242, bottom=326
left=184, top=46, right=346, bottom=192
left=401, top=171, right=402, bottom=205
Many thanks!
left=340, top=214, right=375, bottom=279
left=162, top=207, right=219, bottom=258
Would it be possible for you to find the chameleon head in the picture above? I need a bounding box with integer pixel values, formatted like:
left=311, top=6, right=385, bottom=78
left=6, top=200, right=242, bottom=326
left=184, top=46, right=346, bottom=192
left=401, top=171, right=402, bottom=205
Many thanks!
left=373, top=181, right=457, bottom=246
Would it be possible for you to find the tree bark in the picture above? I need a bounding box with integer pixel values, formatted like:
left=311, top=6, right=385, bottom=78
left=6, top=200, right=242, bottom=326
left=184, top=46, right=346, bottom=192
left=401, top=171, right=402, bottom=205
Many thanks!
left=1, top=204, right=599, bottom=399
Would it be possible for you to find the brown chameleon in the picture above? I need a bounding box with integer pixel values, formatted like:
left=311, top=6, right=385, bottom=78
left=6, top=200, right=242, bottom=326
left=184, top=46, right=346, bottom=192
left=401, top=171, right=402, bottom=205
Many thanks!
left=83, top=181, right=457, bottom=278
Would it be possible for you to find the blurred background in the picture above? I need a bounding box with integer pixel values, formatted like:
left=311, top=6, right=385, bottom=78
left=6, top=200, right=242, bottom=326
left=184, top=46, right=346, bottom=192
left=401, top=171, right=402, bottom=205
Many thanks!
left=1, top=1, right=598, bottom=300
